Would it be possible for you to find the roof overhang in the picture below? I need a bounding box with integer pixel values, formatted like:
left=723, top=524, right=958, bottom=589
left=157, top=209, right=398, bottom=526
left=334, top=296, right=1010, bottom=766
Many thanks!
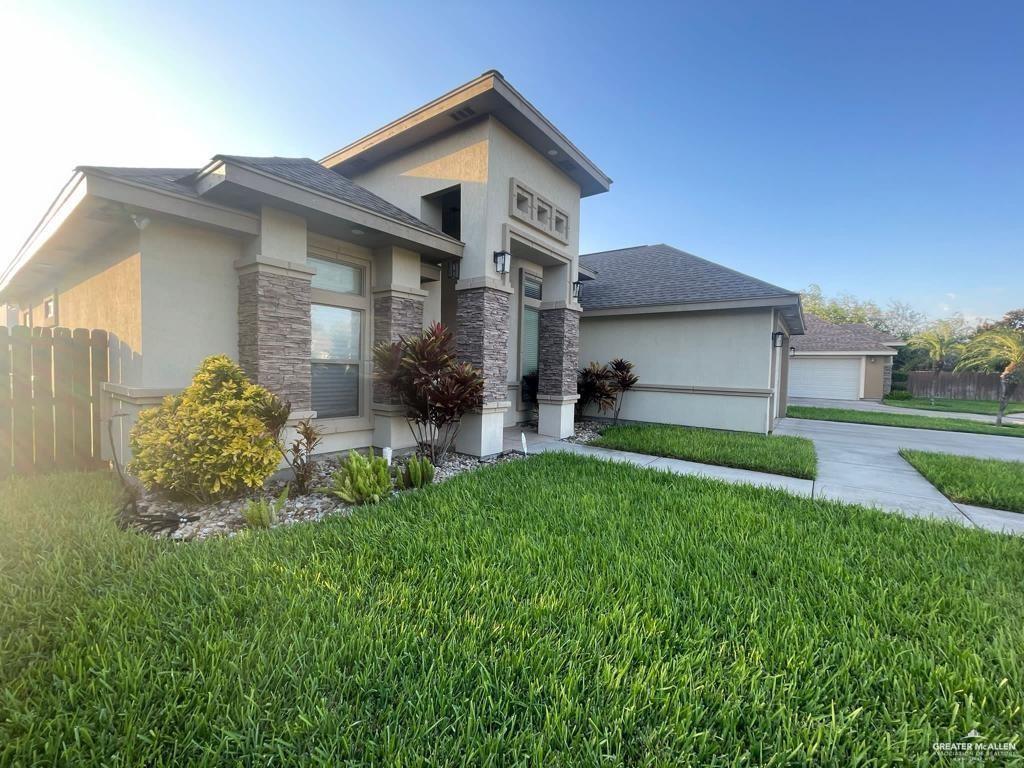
left=792, top=350, right=898, bottom=357
left=583, top=294, right=806, bottom=334
left=321, top=70, right=612, bottom=197
left=193, top=157, right=462, bottom=259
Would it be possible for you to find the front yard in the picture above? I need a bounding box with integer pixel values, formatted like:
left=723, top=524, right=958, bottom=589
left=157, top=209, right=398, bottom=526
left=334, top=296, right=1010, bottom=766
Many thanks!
left=900, top=450, right=1024, bottom=513
left=3, top=456, right=1022, bottom=765
left=590, top=423, right=817, bottom=479
left=787, top=405, right=1024, bottom=438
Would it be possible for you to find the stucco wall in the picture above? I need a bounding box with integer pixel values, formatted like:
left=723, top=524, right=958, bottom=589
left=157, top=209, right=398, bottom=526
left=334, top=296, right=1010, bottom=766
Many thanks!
left=863, top=355, right=892, bottom=400
left=140, top=218, right=243, bottom=388
left=579, top=308, right=775, bottom=433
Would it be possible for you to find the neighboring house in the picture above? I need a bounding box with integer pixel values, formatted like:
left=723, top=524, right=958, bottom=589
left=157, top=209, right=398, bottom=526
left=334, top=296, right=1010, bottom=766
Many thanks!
left=1, top=70, right=804, bottom=463
left=788, top=313, right=904, bottom=400
left=578, top=245, right=804, bottom=434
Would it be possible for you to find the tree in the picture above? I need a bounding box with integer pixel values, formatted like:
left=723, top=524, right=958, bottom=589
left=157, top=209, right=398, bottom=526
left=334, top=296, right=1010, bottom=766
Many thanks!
left=955, top=328, right=1024, bottom=426
left=607, top=358, right=638, bottom=425
left=977, top=308, right=1024, bottom=333
left=908, top=319, right=968, bottom=372
left=801, top=285, right=924, bottom=339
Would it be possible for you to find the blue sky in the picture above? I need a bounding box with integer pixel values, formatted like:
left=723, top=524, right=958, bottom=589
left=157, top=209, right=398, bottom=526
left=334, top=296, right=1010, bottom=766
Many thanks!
left=3, top=0, right=1021, bottom=322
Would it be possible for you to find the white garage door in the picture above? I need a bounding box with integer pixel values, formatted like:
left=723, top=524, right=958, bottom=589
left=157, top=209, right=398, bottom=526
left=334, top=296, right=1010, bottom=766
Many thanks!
left=789, top=357, right=861, bottom=399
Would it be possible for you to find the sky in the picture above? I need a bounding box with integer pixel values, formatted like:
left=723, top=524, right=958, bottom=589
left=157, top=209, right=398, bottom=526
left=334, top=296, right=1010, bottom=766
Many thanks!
left=1, top=0, right=1021, bottom=323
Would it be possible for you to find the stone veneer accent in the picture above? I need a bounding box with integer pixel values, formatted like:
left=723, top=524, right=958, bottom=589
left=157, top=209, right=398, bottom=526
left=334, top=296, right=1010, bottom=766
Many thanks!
left=538, top=307, right=580, bottom=397
left=238, top=270, right=311, bottom=409
left=456, top=287, right=510, bottom=403
left=373, top=294, right=424, bottom=404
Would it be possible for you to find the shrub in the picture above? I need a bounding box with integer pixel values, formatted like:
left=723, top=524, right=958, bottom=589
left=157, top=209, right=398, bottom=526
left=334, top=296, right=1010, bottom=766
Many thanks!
left=395, top=455, right=435, bottom=490
left=323, top=450, right=392, bottom=505
left=886, top=390, right=913, bottom=400
left=607, top=358, right=639, bottom=424
left=129, top=356, right=280, bottom=502
left=373, top=323, right=484, bottom=463
left=576, top=362, right=616, bottom=419
left=242, top=486, right=289, bottom=529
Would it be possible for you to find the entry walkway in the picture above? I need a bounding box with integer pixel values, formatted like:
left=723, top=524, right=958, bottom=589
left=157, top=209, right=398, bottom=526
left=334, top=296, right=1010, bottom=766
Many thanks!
left=503, top=425, right=1024, bottom=536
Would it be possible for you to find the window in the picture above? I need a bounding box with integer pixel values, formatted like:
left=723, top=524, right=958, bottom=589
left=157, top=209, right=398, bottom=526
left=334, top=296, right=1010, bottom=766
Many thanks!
left=21, top=309, right=31, bottom=327
left=308, top=252, right=368, bottom=420
left=43, top=298, right=55, bottom=321
left=519, top=270, right=543, bottom=405
left=509, top=178, right=570, bottom=245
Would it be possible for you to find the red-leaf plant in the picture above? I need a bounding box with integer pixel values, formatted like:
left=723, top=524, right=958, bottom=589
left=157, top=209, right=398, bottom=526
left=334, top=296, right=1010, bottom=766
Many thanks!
left=373, top=323, right=484, bottom=463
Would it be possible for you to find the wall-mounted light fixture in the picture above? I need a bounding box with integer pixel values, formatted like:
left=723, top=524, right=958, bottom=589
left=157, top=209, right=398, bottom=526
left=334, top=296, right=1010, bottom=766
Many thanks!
left=571, top=280, right=582, bottom=300
left=493, top=250, right=511, bottom=275
left=789, top=346, right=796, bottom=357
left=447, top=259, right=461, bottom=280
left=772, top=331, right=786, bottom=348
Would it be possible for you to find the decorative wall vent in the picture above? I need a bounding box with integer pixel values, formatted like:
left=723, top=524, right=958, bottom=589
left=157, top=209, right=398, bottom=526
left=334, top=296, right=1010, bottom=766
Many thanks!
left=449, top=106, right=477, bottom=122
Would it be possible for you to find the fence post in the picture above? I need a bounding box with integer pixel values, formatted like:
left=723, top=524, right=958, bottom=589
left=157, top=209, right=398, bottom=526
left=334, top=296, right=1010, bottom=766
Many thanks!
left=53, top=328, right=74, bottom=470
left=10, top=326, right=33, bottom=474
left=90, top=329, right=108, bottom=462
left=71, top=328, right=91, bottom=468
left=31, top=328, right=55, bottom=471
left=0, top=326, right=10, bottom=478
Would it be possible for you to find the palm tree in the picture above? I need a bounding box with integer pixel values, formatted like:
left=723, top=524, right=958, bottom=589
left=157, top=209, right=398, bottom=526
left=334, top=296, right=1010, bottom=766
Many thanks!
left=909, top=321, right=965, bottom=371
left=956, top=328, right=1024, bottom=425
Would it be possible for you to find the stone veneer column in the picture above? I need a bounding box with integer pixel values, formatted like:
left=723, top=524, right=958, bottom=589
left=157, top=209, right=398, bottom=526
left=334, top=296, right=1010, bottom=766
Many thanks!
left=236, top=257, right=315, bottom=412
left=372, top=293, right=424, bottom=405
left=536, top=304, right=581, bottom=439
left=454, top=284, right=512, bottom=456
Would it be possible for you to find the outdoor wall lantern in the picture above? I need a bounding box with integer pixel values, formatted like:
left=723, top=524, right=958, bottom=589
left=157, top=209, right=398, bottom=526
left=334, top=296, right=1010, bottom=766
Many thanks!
left=493, top=250, right=511, bottom=275
left=447, top=259, right=461, bottom=280
left=789, top=346, right=796, bottom=357
left=571, top=280, right=582, bottom=300
left=772, top=331, right=786, bottom=348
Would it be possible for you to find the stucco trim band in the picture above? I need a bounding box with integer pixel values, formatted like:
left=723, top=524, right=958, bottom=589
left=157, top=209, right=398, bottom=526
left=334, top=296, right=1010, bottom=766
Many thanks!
left=631, top=383, right=774, bottom=398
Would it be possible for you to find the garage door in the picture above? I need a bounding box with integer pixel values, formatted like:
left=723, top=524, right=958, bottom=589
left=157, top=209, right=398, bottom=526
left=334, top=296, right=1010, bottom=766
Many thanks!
left=789, top=357, right=861, bottom=399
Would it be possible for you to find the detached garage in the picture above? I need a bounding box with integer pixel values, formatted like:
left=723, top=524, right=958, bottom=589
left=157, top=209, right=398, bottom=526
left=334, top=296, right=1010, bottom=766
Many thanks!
left=788, top=314, right=903, bottom=401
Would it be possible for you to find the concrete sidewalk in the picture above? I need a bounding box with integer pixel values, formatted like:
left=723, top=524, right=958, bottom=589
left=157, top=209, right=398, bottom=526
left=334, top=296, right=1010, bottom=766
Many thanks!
left=505, top=425, right=1024, bottom=536
left=790, top=397, right=1024, bottom=426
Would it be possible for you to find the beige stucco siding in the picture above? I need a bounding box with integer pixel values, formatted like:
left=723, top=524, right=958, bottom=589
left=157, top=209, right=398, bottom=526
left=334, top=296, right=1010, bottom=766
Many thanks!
left=139, top=218, right=242, bottom=388
left=579, top=308, right=775, bottom=433
left=862, top=355, right=891, bottom=400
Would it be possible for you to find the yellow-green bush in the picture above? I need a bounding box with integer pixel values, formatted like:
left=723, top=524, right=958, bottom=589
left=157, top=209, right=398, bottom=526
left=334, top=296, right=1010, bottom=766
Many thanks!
left=129, top=356, right=280, bottom=502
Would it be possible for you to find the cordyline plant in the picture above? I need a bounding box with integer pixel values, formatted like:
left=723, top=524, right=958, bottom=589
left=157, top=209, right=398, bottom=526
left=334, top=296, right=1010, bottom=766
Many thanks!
left=608, top=358, right=639, bottom=424
left=955, top=328, right=1024, bottom=426
left=373, top=323, right=484, bottom=463
left=576, top=362, right=616, bottom=420
left=255, top=396, right=324, bottom=495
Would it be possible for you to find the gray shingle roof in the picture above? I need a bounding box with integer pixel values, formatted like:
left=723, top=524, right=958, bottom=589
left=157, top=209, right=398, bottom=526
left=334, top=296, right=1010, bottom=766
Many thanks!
left=791, top=313, right=900, bottom=353
left=217, top=156, right=449, bottom=238
left=80, top=156, right=450, bottom=239
left=579, top=244, right=798, bottom=311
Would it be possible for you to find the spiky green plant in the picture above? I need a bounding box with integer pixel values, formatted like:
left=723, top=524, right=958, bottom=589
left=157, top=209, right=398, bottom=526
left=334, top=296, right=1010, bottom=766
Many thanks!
left=395, top=455, right=435, bottom=490
left=908, top=321, right=966, bottom=371
left=242, top=485, right=289, bottom=529
left=323, top=450, right=392, bottom=504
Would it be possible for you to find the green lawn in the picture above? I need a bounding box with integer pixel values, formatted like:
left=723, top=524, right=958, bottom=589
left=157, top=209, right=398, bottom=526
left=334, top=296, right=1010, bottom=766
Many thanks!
left=787, top=405, right=1024, bottom=438
left=884, top=396, right=1024, bottom=416
left=591, top=423, right=817, bottom=479
left=900, top=449, right=1024, bottom=513
left=3, top=459, right=1023, bottom=765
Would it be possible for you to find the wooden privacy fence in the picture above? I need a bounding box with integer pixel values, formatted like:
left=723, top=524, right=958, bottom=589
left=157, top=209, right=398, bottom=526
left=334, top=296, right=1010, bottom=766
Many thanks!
left=0, top=326, right=109, bottom=477
left=907, top=370, right=1008, bottom=401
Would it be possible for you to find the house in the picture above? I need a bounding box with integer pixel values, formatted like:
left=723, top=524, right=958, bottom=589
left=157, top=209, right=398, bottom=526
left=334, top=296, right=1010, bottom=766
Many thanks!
left=788, top=313, right=903, bottom=400
left=577, top=244, right=804, bottom=433
left=1, top=70, right=804, bottom=463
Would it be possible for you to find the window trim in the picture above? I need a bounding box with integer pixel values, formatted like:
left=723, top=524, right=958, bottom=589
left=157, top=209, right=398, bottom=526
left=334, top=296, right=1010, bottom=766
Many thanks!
left=307, top=245, right=372, bottom=430
left=516, top=266, right=544, bottom=412
left=508, top=178, right=570, bottom=245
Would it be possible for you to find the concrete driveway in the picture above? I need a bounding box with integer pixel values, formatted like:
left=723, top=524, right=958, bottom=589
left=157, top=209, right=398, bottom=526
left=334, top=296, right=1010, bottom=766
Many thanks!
left=774, top=417, right=1024, bottom=534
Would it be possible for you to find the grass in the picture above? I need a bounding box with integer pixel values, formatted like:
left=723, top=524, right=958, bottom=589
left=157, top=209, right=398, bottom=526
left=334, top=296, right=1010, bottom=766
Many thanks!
left=900, top=449, right=1024, bottom=513
left=787, top=405, right=1024, bottom=438
left=2, top=459, right=1024, bottom=765
left=883, top=396, right=1024, bottom=416
left=590, top=423, right=817, bottom=479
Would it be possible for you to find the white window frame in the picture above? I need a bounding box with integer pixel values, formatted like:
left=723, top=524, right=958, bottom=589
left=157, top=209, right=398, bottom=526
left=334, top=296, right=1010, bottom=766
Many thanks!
left=308, top=247, right=372, bottom=432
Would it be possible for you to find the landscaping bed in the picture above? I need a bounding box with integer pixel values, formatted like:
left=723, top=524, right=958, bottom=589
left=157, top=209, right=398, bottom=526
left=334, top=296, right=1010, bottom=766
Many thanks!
left=4, top=455, right=1021, bottom=765
left=900, top=449, right=1024, bottom=513
left=588, top=422, right=817, bottom=479
left=787, top=405, right=1024, bottom=438
left=883, top=396, right=1024, bottom=416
